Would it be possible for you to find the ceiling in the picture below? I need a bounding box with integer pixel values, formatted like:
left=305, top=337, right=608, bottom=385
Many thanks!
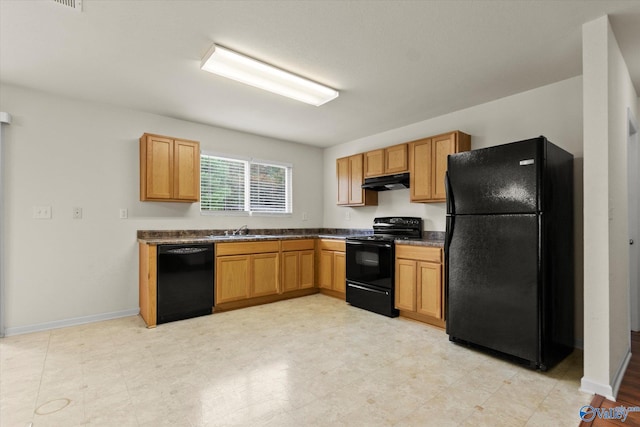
left=1, top=1, right=639, bottom=148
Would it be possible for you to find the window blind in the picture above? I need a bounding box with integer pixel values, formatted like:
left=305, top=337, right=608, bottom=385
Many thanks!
left=200, top=155, right=247, bottom=212
left=250, top=162, right=288, bottom=212
left=201, top=153, right=292, bottom=214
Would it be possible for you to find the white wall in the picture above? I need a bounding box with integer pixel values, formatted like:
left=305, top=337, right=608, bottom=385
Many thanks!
left=581, top=16, right=638, bottom=400
left=323, top=76, right=585, bottom=340
left=0, top=84, right=324, bottom=334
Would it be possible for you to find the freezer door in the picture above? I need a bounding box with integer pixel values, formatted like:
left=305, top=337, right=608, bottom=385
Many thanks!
left=446, top=214, right=540, bottom=363
left=447, top=137, right=543, bottom=215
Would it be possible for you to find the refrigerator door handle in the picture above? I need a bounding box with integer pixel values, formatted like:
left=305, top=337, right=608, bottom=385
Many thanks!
left=443, top=215, right=453, bottom=324
left=445, top=171, right=454, bottom=215
left=445, top=215, right=454, bottom=256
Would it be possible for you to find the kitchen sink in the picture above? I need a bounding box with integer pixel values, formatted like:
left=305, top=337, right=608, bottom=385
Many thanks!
left=206, top=234, right=272, bottom=240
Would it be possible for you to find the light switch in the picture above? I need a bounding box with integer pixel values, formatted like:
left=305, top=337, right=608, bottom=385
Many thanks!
left=119, top=208, right=128, bottom=219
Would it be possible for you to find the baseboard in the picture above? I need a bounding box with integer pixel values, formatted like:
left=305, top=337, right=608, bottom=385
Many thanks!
left=580, top=377, right=614, bottom=401
left=580, top=347, right=632, bottom=401
left=3, top=308, right=140, bottom=337
left=611, top=348, right=633, bottom=400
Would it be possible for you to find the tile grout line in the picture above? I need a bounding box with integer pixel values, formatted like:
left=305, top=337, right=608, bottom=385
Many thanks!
left=457, top=369, right=525, bottom=426
left=111, top=327, right=142, bottom=427
left=30, top=330, right=52, bottom=425
left=523, top=374, right=560, bottom=426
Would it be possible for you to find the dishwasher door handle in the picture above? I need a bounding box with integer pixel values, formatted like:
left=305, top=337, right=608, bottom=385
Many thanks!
left=165, top=247, right=210, bottom=255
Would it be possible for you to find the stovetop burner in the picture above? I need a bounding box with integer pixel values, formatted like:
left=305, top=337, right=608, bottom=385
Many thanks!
left=348, top=234, right=419, bottom=242
left=347, top=217, right=423, bottom=242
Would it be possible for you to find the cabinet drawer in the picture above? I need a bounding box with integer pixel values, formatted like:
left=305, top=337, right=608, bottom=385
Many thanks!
left=395, top=245, right=442, bottom=263
left=281, top=239, right=315, bottom=251
left=319, top=239, right=345, bottom=252
left=216, top=241, right=280, bottom=256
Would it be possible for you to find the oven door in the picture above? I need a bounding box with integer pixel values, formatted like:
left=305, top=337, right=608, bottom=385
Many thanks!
left=345, top=240, right=394, bottom=288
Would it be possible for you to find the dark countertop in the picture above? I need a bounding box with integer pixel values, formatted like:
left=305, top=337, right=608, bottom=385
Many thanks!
left=137, top=229, right=445, bottom=247
left=395, top=238, right=444, bottom=248
left=137, top=228, right=364, bottom=245
left=138, top=234, right=342, bottom=245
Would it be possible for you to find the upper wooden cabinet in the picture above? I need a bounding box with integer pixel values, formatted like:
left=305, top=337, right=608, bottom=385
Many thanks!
left=140, top=133, right=200, bottom=202
left=409, top=131, right=470, bottom=203
left=363, top=149, right=384, bottom=177
left=337, top=154, right=378, bottom=207
left=364, top=143, right=408, bottom=178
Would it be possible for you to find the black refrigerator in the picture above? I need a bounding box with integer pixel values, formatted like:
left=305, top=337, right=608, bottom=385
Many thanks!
left=445, top=136, right=574, bottom=370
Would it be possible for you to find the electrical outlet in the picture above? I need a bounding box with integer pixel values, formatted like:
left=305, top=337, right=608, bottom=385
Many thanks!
left=119, top=208, right=128, bottom=219
left=72, top=207, right=82, bottom=219
left=345, top=210, right=351, bottom=221
left=33, top=206, right=52, bottom=219
left=302, top=212, right=308, bottom=221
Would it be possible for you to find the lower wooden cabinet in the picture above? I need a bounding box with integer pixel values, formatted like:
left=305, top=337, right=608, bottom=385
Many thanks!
left=215, top=241, right=280, bottom=304
left=281, top=240, right=315, bottom=292
left=250, top=253, right=279, bottom=297
left=140, top=237, right=360, bottom=323
left=318, top=239, right=346, bottom=298
left=139, top=243, right=158, bottom=328
left=216, top=255, right=251, bottom=303
left=395, top=245, right=444, bottom=327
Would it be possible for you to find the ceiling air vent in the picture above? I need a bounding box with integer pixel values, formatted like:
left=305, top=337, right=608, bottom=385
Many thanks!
left=52, top=0, right=82, bottom=11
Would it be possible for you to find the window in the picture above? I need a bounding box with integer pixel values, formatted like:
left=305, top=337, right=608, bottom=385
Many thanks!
left=200, top=153, right=292, bottom=215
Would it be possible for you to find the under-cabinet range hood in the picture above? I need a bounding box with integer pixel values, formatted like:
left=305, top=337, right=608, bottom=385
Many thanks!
left=361, top=173, right=410, bottom=191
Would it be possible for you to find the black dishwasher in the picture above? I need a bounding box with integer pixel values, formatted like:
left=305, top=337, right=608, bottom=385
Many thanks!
left=157, top=244, right=214, bottom=324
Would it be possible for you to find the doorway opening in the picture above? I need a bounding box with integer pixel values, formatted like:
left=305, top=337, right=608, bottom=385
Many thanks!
left=628, top=108, right=639, bottom=332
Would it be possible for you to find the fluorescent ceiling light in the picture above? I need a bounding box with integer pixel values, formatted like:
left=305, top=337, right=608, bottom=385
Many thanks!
left=201, top=44, right=339, bottom=106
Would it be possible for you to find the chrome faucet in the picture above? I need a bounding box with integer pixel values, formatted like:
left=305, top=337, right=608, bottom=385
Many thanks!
left=232, top=224, right=248, bottom=236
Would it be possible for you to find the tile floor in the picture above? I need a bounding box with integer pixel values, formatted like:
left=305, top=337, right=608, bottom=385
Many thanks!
left=1, top=294, right=592, bottom=427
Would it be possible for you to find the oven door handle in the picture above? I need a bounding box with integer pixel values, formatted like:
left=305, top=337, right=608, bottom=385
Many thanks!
left=346, top=241, right=392, bottom=248
left=347, top=283, right=390, bottom=296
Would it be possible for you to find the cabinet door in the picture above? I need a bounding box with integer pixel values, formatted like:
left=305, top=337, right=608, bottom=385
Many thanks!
left=364, top=149, right=385, bottom=178
left=281, top=251, right=299, bottom=293
left=395, top=259, right=417, bottom=311
left=409, top=138, right=432, bottom=202
left=216, top=255, right=250, bottom=303
left=318, top=250, right=334, bottom=289
left=348, top=154, right=364, bottom=205
left=299, top=250, right=315, bottom=289
left=174, top=139, right=200, bottom=201
left=251, top=253, right=279, bottom=297
left=145, top=135, right=174, bottom=200
left=385, top=143, right=408, bottom=174
left=336, top=157, right=350, bottom=205
left=431, top=133, right=456, bottom=201
left=417, top=261, right=442, bottom=319
left=333, top=252, right=346, bottom=294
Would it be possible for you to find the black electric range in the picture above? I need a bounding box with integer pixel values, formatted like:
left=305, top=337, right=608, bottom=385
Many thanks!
left=345, top=217, right=423, bottom=317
